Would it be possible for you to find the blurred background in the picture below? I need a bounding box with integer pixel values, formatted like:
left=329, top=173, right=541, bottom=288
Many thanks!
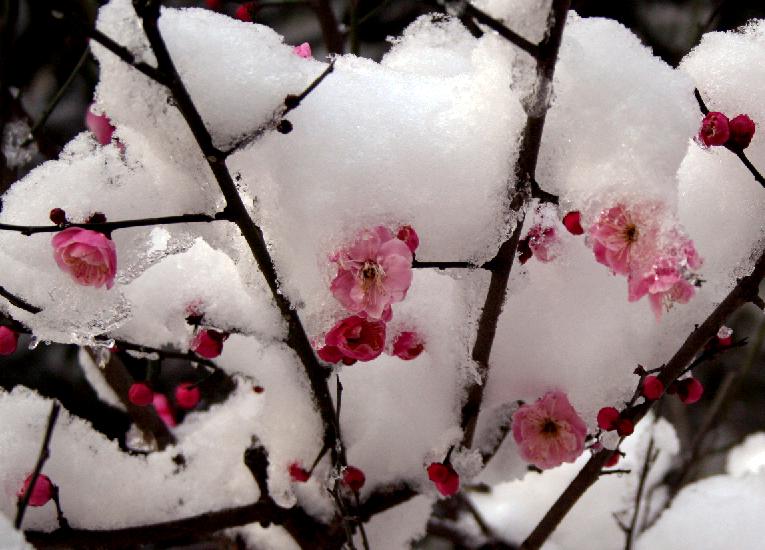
left=1, top=1, right=764, bottom=548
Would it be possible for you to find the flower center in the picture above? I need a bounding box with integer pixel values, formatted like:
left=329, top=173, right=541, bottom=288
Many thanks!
left=541, top=419, right=559, bottom=435
left=360, top=261, right=384, bottom=291
left=622, top=223, right=638, bottom=243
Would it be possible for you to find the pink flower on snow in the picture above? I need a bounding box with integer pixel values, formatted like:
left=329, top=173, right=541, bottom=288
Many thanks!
left=86, top=105, right=116, bottom=146
left=526, top=225, right=559, bottom=263
left=318, top=315, right=386, bottom=363
left=292, top=42, right=312, bottom=59
left=330, top=226, right=413, bottom=320
left=628, top=235, right=702, bottom=320
left=391, top=331, right=424, bottom=360
left=52, top=227, right=117, bottom=289
left=587, top=204, right=652, bottom=276
left=512, top=391, right=588, bottom=470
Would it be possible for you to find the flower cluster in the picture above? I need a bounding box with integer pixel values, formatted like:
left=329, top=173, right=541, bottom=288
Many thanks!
left=511, top=391, right=588, bottom=470
left=318, top=225, right=424, bottom=364
left=698, top=111, right=756, bottom=149
left=586, top=202, right=703, bottom=319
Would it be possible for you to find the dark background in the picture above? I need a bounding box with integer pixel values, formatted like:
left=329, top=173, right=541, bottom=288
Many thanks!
left=1, top=1, right=764, bottom=548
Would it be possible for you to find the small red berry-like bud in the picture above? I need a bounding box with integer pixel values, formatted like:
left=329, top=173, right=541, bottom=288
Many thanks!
left=717, top=326, right=733, bottom=347
left=728, top=114, right=756, bottom=149
left=699, top=112, right=730, bottom=147
left=616, top=418, right=634, bottom=437
left=596, top=407, right=620, bottom=431
left=17, top=474, right=54, bottom=507
left=562, top=211, right=584, bottom=235
left=604, top=451, right=620, bottom=468
left=87, top=212, right=107, bottom=224
left=128, top=382, right=154, bottom=407
left=235, top=2, right=257, bottom=22
left=190, top=329, right=227, bottom=359
left=175, top=382, right=201, bottom=410
left=391, top=331, right=424, bottom=360
left=396, top=225, right=419, bottom=253
left=427, top=462, right=460, bottom=496
left=641, top=375, right=664, bottom=400
left=342, top=466, right=366, bottom=491
left=253, top=385, right=264, bottom=394
left=0, top=326, right=19, bottom=355
left=49, top=208, right=67, bottom=225
left=205, top=0, right=223, bottom=9
left=288, top=462, right=310, bottom=482
left=676, top=378, right=704, bottom=404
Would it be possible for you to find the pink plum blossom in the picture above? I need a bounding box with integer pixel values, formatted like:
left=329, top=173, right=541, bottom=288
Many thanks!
left=318, top=315, right=386, bottom=363
left=698, top=111, right=730, bottom=147
left=587, top=204, right=654, bottom=276
left=526, top=224, right=559, bottom=263
left=330, top=226, right=413, bottom=320
left=18, top=474, right=54, bottom=507
left=292, top=42, right=312, bottom=59
left=391, top=331, right=424, bottom=360
left=427, top=462, right=460, bottom=497
left=52, top=227, right=117, bottom=289
left=512, top=390, right=587, bottom=470
left=86, top=106, right=116, bottom=146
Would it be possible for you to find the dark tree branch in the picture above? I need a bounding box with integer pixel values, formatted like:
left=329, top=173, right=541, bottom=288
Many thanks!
left=461, top=2, right=540, bottom=58
left=50, top=9, right=166, bottom=85
left=130, top=1, right=342, bottom=466
left=0, top=285, right=42, bottom=313
left=0, top=211, right=232, bottom=237
left=519, top=245, right=765, bottom=550
left=694, top=88, right=765, bottom=189
left=308, top=0, right=344, bottom=54
left=461, top=0, right=571, bottom=449
left=624, top=434, right=657, bottom=550
left=15, top=402, right=61, bottom=529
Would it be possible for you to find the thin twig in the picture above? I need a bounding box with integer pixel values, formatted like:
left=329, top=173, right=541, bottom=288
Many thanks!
left=0, top=211, right=231, bottom=237
left=461, top=2, right=540, bottom=58
left=223, top=60, right=336, bottom=156
left=15, top=402, right=61, bottom=529
left=22, top=48, right=90, bottom=147
left=624, top=434, right=657, bottom=550
left=0, top=285, right=42, bottom=313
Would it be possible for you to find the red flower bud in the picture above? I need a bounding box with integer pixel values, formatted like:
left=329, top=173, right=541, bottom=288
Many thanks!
left=396, top=225, right=419, bottom=253
left=17, top=474, right=53, bottom=507
left=698, top=112, right=730, bottom=147
left=562, top=211, right=584, bottom=235
left=391, top=331, right=424, bottom=360
left=191, top=329, right=227, bottom=359
left=175, top=382, right=201, bottom=410
left=342, top=466, right=366, bottom=492
left=0, top=326, right=19, bottom=356
left=128, top=382, right=154, bottom=407
left=728, top=114, right=756, bottom=149
left=676, top=377, right=704, bottom=405
left=205, top=0, right=223, bottom=9
left=427, top=462, right=460, bottom=496
left=616, top=418, right=634, bottom=437
left=49, top=208, right=67, bottom=226
left=596, top=407, right=620, bottom=431
left=288, top=462, right=310, bottom=482
left=641, top=375, right=664, bottom=400
left=235, top=1, right=258, bottom=21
